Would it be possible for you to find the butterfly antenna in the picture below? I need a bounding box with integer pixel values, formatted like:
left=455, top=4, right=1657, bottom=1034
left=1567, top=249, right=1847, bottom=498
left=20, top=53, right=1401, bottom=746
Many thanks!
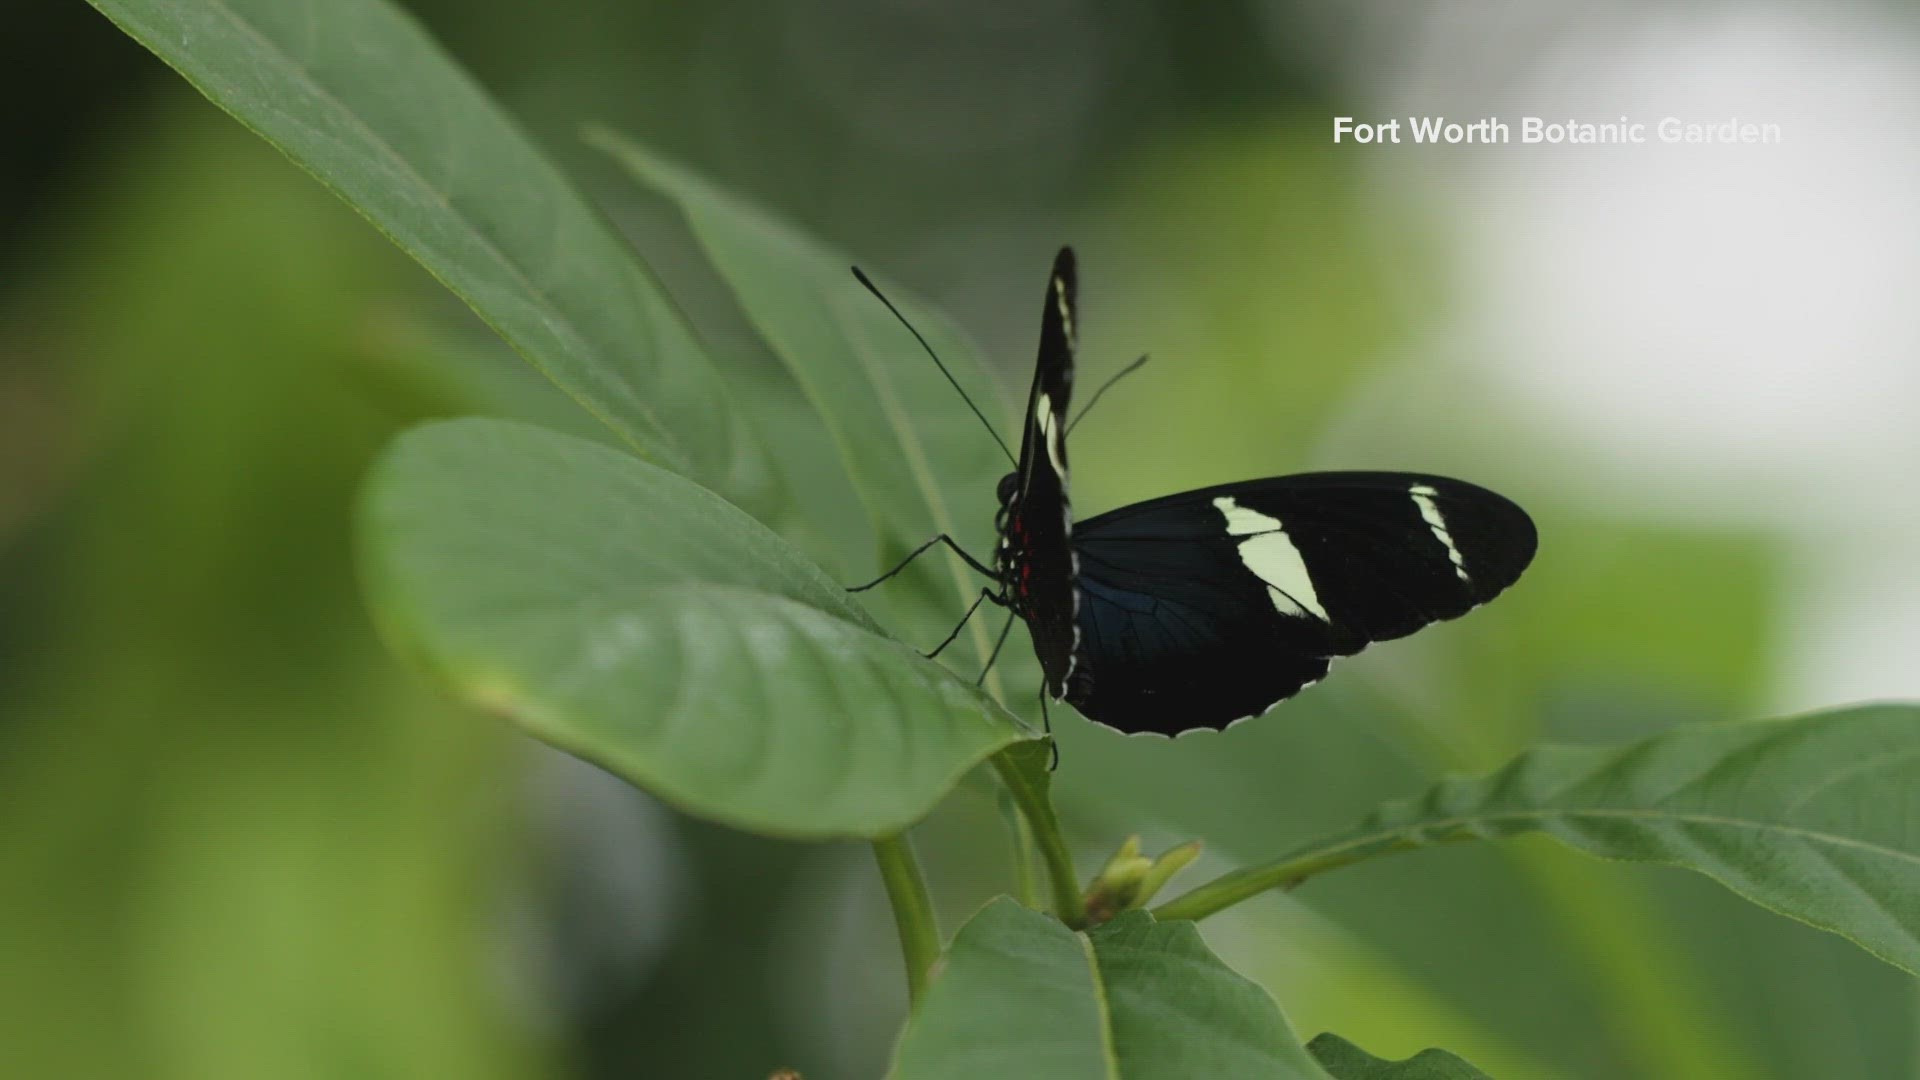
left=851, top=266, right=1016, bottom=466
left=1068, top=353, right=1150, bottom=435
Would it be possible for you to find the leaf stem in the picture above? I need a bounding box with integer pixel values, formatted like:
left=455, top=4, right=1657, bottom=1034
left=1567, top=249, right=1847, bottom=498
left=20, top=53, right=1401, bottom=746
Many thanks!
left=873, top=831, right=941, bottom=1002
left=998, top=788, right=1040, bottom=908
left=1152, top=834, right=1430, bottom=922
left=991, top=749, right=1084, bottom=926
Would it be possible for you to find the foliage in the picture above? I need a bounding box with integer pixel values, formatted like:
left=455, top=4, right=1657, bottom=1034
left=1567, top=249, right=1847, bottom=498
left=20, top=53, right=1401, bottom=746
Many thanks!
left=70, top=0, right=1920, bottom=1075
left=360, top=418, right=1023, bottom=838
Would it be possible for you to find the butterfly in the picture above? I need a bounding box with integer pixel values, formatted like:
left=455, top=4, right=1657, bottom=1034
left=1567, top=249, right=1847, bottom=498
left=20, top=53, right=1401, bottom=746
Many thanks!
left=850, top=247, right=1536, bottom=737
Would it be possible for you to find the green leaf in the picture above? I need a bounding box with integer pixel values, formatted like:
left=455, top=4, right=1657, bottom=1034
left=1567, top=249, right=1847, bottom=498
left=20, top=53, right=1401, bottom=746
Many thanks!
left=1308, top=1035, right=1492, bottom=1079
left=589, top=132, right=1015, bottom=657
left=84, top=0, right=758, bottom=493
left=358, top=418, right=1025, bottom=838
left=1157, top=705, right=1920, bottom=976
left=889, top=899, right=1331, bottom=1079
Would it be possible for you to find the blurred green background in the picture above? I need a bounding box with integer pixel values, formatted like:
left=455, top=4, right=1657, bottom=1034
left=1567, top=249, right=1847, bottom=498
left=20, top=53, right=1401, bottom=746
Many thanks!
left=8, top=2, right=1918, bottom=1077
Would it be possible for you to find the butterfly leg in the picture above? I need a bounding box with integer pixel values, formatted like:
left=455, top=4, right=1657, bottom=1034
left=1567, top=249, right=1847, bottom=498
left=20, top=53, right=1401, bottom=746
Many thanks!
left=1039, top=692, right=1060, bottom=771
left=923, top=588, right=1005, bottom=660
left=847, top=534, right=998, bottom=592
left=975, top=611, right=1016, bottom=685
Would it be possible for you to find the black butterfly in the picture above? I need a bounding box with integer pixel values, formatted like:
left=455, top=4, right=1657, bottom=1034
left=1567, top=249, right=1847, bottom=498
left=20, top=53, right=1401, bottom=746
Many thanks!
left=851, top=247, right=1536, bottom=737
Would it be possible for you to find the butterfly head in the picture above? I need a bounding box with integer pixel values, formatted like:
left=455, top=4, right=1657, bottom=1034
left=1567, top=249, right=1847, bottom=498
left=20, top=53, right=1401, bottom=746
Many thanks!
left=995, top=471, right=1020, bottom=508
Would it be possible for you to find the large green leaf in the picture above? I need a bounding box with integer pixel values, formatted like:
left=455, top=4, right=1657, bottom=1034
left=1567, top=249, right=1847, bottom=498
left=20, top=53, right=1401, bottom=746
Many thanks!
left=1158, top=705, right=1920, bottom=976
left=358, top=418, right=1025, bottom=837
left=84, top=0, right=759, bottom=494
left=889, top=899, right=1332, bottom=1079
left=1308, top=1035, right=1492, bottom=1079
left=589, top=132, right=1017, bottom=668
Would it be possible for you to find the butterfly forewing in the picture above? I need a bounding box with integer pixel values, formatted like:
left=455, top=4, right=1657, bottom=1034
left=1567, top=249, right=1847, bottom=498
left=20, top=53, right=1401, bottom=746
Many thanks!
left=996, top=247, right=1080, bottom=699
left=1065, top=473, right=1535, bottom=734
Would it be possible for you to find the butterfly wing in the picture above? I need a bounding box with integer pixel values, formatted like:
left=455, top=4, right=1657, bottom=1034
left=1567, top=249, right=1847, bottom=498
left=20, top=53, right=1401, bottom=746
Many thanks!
left=1066, top=472, right=1536, bottom=734
left=1000, top=247, right=1080, bottom=697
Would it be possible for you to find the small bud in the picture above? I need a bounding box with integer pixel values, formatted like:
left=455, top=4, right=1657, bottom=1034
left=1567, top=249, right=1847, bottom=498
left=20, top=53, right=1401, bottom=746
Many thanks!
left=1082, top=857, right=1153, bottom=924
left=1081, top=835, right=1158, bottom=925
left=1090, top=836, right=1150, bottom=893
left=1080, top=838, right=1204, bottom=926
left=1134, top=840, right=1203, bottom=908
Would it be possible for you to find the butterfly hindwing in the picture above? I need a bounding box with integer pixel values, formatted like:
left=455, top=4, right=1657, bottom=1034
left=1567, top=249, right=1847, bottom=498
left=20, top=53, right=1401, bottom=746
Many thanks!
left=1065, top=473, right=1535, bottom=734
left=1070, top=568, right=1333, bottom=735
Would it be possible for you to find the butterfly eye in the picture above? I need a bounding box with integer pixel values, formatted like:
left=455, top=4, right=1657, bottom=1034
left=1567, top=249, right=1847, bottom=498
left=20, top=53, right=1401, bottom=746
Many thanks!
left=996, top=473, right=1019, bottom=504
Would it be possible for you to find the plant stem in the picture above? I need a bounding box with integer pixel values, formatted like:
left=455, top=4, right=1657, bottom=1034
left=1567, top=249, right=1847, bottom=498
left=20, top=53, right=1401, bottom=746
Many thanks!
left=998, top=788, right=1040, bottom=908
left=1152, top=833, right=1432, bottom=922
left=872, top=831, right=940, bottom=1003
left=991, top=750, right=1084, bottom=926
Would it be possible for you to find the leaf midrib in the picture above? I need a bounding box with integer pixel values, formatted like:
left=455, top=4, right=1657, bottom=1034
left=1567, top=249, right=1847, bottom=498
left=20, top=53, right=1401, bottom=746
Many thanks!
left=1075, top=932, right=1123, bottom=1080
left=1322, top=805, right=1920, bottom=873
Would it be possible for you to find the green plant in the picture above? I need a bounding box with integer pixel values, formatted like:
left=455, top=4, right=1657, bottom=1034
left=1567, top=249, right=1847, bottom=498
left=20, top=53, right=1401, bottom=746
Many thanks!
left=84, top=0, right=1920, bottom=1075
